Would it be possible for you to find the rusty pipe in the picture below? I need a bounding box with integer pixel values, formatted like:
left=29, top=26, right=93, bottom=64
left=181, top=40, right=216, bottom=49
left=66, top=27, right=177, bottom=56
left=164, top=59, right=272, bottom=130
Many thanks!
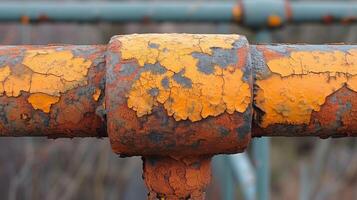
left=252, top=44, right=357, bottom=138
left=0, top=34, right=356, bottom=199
left=0, top=45, right=107, bottom=138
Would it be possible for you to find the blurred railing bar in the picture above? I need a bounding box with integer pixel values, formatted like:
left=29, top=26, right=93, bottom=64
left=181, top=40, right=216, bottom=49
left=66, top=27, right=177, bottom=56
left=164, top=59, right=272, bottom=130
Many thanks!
left=0, top=1, right=356, bottom=28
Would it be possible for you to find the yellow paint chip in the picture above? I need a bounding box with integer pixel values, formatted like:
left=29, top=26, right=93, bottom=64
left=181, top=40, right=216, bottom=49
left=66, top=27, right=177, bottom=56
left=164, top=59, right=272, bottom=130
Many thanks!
left=118, top=34, right=251, bottom=121
left=92, top=88, right=101, bottom=101
left=27, top=93, right=60, bottom=113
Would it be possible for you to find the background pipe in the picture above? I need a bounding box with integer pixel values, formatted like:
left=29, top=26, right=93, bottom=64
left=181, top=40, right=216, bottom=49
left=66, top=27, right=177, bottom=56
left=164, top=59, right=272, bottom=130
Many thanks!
left=0, top=1, right=356, bottom=28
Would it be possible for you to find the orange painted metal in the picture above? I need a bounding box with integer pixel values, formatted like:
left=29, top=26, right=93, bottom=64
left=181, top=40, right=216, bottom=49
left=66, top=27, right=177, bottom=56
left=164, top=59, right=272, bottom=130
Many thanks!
left=252, top=45, right=357, bottom=138
left=0, top=45, right=106, bottom=138
left=143, top=156, right=212, bottom=200
left=0, top=34, right=356, bottom=199
left=105, top=35, right=252, bottom=157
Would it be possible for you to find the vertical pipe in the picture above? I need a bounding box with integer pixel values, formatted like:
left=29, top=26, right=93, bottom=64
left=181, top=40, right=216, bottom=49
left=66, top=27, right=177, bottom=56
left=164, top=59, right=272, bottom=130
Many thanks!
left=253, top=29, right=272, bottom=200
left=229, top=153, right=256, bottom=200
left=299, top=162, right=310, bottom=200
left=213, top=155, right=235, bottom=200
left=252, top=137, right=270, bottom=200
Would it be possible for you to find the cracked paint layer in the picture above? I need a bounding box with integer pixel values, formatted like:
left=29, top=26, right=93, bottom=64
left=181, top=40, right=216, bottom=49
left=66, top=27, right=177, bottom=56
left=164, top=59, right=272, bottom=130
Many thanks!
left=106, top=34, right=252, bottom=157
left=0, top=45, right=106, bottom=137
left=254, top=46, right=357, bottom=128
left=0, top=49, right=92, bottom=112
left=118, top=34, right=251, bottom=122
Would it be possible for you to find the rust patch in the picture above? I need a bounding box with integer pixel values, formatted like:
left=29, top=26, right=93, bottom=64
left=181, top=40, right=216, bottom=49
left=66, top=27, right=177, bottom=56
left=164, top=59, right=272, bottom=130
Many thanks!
left=106, top=34, right=252, bottom=156
left=309, top=86, right=357, bottom=137
left=144, top=156, right=211, bottom=200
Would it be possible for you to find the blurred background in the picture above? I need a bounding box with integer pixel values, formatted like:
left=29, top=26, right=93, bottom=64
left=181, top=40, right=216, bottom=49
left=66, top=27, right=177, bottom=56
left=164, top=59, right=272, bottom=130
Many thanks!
left=0, top=0, right=356, bottom=199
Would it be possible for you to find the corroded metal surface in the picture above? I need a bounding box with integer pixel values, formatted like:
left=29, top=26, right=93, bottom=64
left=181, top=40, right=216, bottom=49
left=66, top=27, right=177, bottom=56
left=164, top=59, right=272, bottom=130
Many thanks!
left=143, top=156, right=212, bottom=200
left=252, top=45, right=357, bottom=137
left=106, top=34, right=253, bottom=157
left=0, top=34, right=356, bottom=199
left=0, top=45, right=106, bottom=138
left=0, top=37, right=356, bottom=147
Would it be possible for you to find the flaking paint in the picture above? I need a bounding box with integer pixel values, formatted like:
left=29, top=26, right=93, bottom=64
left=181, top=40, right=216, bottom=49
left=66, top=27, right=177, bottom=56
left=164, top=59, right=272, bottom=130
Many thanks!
left=118, top=34, right=251, bottom=121
left=255, top=48, right=357, bottom=127
left=106, top=34, right=252, bottom=157
left=0, top=45, right=106, bottom=137
left=0, top=49, right=92, bottom=112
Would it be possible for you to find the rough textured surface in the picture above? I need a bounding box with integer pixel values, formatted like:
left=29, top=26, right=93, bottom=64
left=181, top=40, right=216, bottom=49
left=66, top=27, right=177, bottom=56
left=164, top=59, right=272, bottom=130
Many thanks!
left=253, top=45, right=357, bottom=137
left=0, top=45, right=106, bottom=137
left=143, top=156, right=211, bottom=200
left=106, top=34, right=253, bottom=157
left=1, top=35, right=357, bottom=200
left=120, top=34, right=251, bottom=121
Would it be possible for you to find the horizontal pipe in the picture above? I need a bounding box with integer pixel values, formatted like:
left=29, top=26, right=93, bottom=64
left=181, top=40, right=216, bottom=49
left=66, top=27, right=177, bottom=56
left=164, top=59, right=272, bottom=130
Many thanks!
left=0, top=1, right=236, bottom=22
left=0, top=34, right=356, bottom=199
left=1, top=34, right=356, bottom=200
left=242, top=0, right=357, bottom=27
left=0, top=45, right=107, bottom=138
left=0, top=34, right=356, bottom=140
left=252, top=44, right=357, bottom=137
left=0, top=1, right=356, bottom=27
left=291, top=1, right=357, bottom=24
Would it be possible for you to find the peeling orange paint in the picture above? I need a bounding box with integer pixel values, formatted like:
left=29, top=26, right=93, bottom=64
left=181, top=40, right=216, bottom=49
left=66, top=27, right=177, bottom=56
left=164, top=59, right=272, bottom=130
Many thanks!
left=3, top=70, right=32, bottom=97
left=27, top=93, right=60, bottom=113
left=256, top=49, right=357, bottom=127
left=107, top=33, right=252, bottom=158
left=23, top=50, right=92, bottom=81
left=0, top=45, right=106, bottom=138
left=267, top=50, right=357, bottom=76
left=0, top=66, right=10, bottom=81
left=118, top=34, right=251, bottom=122
left=0, top=66, right=11, bottom=94
left=0, top=49, right=92, bottom=112
left=30, top=74, right=64, bottom=96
